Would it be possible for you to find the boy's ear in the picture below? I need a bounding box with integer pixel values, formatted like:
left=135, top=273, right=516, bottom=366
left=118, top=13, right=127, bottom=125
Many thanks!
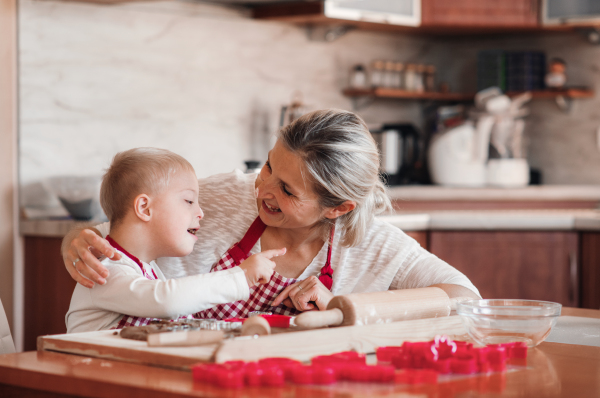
left=323, top=200, right=356, bottom=220
left=133, top=194, right=152, bottom=222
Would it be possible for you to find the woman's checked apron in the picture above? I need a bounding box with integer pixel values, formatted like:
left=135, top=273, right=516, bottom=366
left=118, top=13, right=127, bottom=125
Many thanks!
left=106, top=236, right=191, bottom=329
left=194, top=216, right=334, bottom=319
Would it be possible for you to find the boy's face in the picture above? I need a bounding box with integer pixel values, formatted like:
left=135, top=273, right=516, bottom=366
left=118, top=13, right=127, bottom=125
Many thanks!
left=149, top=169, right=202, bottom=258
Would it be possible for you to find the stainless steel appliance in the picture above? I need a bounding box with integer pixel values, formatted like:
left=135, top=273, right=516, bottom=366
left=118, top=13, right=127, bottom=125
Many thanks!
left=371, top=123, right=423, bottom=185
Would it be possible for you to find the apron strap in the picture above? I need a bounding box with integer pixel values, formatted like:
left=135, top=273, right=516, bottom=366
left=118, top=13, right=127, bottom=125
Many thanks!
left=229, top=216, right=267, bottom=265
left=228, top=216, right=335, bottom=291
left=317, top=225, right=335, bottom=290
left=106, top=235, right=157, bottom=279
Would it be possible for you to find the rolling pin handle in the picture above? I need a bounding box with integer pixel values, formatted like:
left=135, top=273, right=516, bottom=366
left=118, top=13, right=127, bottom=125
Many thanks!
left=294, top=308, right=344, bottom=328
left=240, top=316, right=271, bottom=336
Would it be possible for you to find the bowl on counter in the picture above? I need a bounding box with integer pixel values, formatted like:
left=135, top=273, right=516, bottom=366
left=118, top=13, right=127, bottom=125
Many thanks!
left=456, top=299, right=561, bottom=347
left=43, top=176, right=104, bottom=221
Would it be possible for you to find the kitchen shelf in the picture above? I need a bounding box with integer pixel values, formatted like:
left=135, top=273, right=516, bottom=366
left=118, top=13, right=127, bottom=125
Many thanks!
left=506, top=89, right=595, bottom=99
left=342, top=88, right=595, bottom=102
left=343, top=88, right=474, bottom=101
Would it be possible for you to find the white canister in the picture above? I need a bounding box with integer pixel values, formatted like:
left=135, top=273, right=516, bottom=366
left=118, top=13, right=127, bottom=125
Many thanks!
left=486, top=159, right=530, bottom=187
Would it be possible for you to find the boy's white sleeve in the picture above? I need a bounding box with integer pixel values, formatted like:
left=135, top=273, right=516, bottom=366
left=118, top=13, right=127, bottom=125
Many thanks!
left=88, top=261, right=250, bottom=318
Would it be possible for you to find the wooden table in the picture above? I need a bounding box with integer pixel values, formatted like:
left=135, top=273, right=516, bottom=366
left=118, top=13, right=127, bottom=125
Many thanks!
left=1, top=308, right=599, bottom=398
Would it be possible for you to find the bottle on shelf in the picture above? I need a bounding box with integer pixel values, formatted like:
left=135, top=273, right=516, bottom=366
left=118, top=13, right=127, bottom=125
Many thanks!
left=404, top=64, right=417, bottom=91
left=414, top=64, right=426, bottom=93
left=383, top=61, right=397, bottom=88
left=392, top=62, right=404, bottom=89
left=369, top=60, right=385, bottom=88
left=349, top=64, right=368, bottom=89
left=425, top=65, right=437, bottom=92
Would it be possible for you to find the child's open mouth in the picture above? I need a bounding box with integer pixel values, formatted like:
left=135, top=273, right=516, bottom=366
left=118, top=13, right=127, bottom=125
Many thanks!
left=187, top=228, right=199, bottom=236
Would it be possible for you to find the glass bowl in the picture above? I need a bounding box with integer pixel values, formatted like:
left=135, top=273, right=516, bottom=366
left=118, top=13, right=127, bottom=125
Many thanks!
left=456, top=299, right=561, bottom=347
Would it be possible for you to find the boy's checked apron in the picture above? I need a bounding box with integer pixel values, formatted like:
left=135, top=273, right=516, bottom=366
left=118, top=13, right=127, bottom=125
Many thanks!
left=106, top=236, right=191, bottom=329
left=194, top=216, right=335, bottom=319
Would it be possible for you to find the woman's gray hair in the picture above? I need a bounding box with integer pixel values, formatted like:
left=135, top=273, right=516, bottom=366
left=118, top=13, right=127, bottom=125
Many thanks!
left=278, top=109, right=392, bottom=247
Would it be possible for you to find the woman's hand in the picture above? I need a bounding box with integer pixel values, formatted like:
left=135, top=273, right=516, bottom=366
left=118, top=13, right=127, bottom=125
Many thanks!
left=271, top=276, right=334, bottom=312
left=61, top=227, right=121, bottom=288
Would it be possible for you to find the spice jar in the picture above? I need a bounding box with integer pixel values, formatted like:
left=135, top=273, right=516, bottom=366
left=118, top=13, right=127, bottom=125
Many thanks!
left=383, top=61, right=396, bottom=88
left=404, top=64, right=417, bottom=91
left=425, top=65, right=436, bottom=92
left=393, top=62, right=404, bottom=89
left=349, top=64, right=367, bottom=89
left=370, top=60, right=385, bottom=88
left=414, top=64, right=426, bottom=92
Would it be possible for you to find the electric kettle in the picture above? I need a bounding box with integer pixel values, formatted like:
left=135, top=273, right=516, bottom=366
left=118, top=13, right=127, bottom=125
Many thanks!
left=371, top=123, right=423, bottom=185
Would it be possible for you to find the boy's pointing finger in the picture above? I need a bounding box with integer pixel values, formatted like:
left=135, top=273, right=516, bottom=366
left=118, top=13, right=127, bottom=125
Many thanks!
left=260, top=247, right=287, bottom=259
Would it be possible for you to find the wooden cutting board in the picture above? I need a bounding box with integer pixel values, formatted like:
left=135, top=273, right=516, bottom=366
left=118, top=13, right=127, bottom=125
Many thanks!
left=37, top=330, right=217, bottom=370
left=38, top=316, right=468, bottom=369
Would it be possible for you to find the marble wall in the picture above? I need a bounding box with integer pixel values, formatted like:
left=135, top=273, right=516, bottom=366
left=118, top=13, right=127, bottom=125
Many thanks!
left=18, top=0, right=430, bottom=197
left=19, top=0, right=600, bottom=195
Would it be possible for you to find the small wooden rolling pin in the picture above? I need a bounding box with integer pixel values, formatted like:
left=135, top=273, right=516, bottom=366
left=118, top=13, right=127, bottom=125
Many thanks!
left=147, top=330, right=225, bottom=347
left=294, top=287, right=469, bottom=329
left=146, top=317, right=272, bottom=347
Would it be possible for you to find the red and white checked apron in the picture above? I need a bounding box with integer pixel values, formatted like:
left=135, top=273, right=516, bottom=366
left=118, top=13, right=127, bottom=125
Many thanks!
left=194, top=216, right=334, bottom=319
left=106, top=236, right=190, bottom=329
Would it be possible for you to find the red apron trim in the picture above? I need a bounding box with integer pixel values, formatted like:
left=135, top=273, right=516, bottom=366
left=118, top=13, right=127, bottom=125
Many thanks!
left=318, top=226, right=335, bottom=290
left=231, top=217, right=267, bottom=263
left=106, top=235, right=157, bottom=279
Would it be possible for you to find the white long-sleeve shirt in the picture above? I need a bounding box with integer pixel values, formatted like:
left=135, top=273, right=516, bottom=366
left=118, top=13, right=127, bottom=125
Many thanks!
left=66, top=249, right=249, bottom=333
left=95, top=170, right=479, bottom=299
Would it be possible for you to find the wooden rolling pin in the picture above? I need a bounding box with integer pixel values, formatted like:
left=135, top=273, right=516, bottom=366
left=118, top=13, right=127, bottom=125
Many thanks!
left=294, top=287, right=469, bottom=329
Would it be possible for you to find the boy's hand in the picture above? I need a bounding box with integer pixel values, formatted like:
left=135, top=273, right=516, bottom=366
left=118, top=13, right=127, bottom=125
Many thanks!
left=239, top=248, right=286, bottom=287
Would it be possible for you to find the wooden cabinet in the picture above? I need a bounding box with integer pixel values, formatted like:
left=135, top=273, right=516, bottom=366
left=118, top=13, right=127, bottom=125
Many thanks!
left=421, top=0, right=539, bottom=28
left=581, top=233, right=600, bottom=310
left=251, top=0, right=562, bottom=34
left=405, top=231, right=429, bottom=249
left=24, top=237, right=75, bottom=351
left=429, top=231, right=579, bottom=307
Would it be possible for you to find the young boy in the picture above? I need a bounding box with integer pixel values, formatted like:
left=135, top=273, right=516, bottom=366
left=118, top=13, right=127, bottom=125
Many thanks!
left=66, top=148, right=285, bottom=333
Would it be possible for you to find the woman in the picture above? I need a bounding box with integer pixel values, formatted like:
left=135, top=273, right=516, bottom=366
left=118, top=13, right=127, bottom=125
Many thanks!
left=63, top=109, right=480, bottom=315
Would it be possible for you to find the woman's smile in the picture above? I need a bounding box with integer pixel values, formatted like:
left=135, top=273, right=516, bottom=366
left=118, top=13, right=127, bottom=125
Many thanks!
left=262, top=201, right=281, bottom=213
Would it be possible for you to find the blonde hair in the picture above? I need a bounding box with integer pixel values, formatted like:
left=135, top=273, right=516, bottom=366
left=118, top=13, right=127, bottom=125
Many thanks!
left=100, top=148, right=195, bottom=227
left=278, top=109, right=392, bottom=247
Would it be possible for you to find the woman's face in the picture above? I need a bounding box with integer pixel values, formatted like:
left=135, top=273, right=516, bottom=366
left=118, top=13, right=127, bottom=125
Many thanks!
left=256, top=140, right=329, bottom=231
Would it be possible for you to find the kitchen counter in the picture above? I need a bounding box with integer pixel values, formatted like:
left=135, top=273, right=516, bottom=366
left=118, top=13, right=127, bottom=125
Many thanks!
left=19, top=219, right=100, bottom=238
left=19, top=185, right=600, bottom=236
left=1, top=308, right=599, bottom=398
left=380, top=209, right=600, bottom=231
left=20, top=209, right=600, bottom=236
left=387, top=185, right=600, bottom=201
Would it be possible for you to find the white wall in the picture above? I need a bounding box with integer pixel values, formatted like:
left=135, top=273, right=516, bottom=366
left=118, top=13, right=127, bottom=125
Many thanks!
left=19, top=0, right=430, bottom=191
